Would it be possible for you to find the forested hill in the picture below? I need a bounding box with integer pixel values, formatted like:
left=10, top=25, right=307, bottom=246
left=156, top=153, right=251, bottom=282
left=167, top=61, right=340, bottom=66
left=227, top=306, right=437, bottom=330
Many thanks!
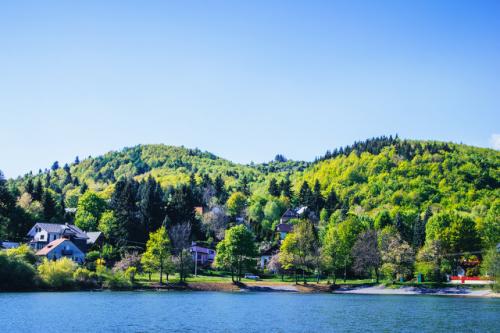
left=1, top=138, right=498, bottom=252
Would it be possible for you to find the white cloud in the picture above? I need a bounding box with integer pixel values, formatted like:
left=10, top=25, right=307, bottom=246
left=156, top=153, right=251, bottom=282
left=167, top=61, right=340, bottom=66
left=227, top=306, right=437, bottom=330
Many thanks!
left=490, top=134, right=500, bottom=150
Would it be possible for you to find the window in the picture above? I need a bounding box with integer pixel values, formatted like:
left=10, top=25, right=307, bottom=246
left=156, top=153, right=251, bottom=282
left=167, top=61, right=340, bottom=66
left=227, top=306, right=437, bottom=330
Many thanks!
left=40, top=235, right=45, bottom=240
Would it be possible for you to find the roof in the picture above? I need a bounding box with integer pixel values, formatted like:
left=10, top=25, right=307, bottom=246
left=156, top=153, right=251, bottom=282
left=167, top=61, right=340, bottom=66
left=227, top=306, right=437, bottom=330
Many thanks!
left=36, top=238, right=68, bottom=256
left=86, top=232, right=103, bottom=245
left=1, top=241, right=20, bottom=249
left=30, top=223, right=88, bottom=239
left=276, top=223, right=293, bottom=233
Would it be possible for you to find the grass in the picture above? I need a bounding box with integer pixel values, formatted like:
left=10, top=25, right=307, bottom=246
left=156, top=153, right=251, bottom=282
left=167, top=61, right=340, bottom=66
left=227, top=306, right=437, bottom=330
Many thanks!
left=134, top=272, right=378, bottom=286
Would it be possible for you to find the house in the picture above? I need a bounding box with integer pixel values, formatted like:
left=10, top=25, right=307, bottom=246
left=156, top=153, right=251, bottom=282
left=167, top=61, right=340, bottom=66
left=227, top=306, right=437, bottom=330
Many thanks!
left=0, top=241, right=20, bottom=249
left=280, top=206, right=308, bottom=224
left=189, top=242, right=216, bottom=266
left=276, top=223, right=293, bottom=240
left=27, top=222, right=89, bottom=252
left=36, top=238, right=85, bottom=264
left=276, top=207, right=308, bottom=240
left=86, top=231, right=104, bottom=248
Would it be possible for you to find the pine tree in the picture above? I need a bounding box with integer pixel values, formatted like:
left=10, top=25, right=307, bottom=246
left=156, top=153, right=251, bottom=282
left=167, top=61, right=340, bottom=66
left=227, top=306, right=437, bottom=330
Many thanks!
left=312, top=180, right=324, bottom=212
left=110, top=178, right=139, bottom=245
left=42, top=191, right=57, bottom=221
left=298, top=181, right=313, bottom=207
left=51, top=161, right=59, bottom=171
left=25, top=178, right=34, bottom=195
left=33, top=179, right=43, bottom=201
left=279, top=177, right=293, bottom=198
left=268, top=178, right=280, bottom=197
left=325, top=188, right=339, bottom=213
left=139, top=177, right=165, bottom=242
left=214, top=175, right=227, bottom=203
left=80, top=182, right=88, bottom=194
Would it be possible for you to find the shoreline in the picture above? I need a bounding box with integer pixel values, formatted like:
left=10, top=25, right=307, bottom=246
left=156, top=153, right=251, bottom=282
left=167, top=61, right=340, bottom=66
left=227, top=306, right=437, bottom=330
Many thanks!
left=2, top=281, right=499, bottom=298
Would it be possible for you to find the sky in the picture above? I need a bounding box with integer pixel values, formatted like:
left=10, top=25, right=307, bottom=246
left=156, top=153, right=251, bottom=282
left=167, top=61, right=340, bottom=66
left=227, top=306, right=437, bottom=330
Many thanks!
left=1, top=0, right=499, bottom=178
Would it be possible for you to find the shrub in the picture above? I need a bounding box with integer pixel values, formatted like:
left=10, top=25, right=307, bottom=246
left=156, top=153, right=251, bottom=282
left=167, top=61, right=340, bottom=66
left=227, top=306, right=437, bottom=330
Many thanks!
left=103, top=270, right=132, bottom=290
left=73, top=267, right=99, bottom=288
left=38, top=258, right=77, bottom=289
left=6, top=244, right=38, bottom=265
left=0, top=252, right=36, bottom=290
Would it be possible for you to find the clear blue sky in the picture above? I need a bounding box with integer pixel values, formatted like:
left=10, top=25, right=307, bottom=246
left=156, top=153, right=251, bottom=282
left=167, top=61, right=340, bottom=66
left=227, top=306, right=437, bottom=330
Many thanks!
left=1, top=0, right=499, bottom=178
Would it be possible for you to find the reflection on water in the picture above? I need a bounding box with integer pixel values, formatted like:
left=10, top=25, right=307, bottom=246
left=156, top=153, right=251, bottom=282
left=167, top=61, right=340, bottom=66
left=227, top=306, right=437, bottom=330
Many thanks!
left=1, top=292, right=499, bottom=332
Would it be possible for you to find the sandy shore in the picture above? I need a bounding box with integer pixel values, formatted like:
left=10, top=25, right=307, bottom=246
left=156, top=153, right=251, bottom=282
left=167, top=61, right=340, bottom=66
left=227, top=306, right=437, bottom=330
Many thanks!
left=333, top=285, right=499, bottom=298
left=151, top=282, right=498, bottom=298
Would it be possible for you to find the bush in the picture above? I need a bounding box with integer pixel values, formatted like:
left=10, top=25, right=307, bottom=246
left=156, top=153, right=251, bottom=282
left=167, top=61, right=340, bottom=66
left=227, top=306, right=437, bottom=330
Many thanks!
left=38, top=258, right=77, bottom=289
left=6, top=244, right=38, bottom=265
left=103, top=270, right=132, bottom=290
left=85, top=251, right=101, bottom=270
left=0, top=252, right=36, bottom=290
left=73, top=267, right=99, bottom=288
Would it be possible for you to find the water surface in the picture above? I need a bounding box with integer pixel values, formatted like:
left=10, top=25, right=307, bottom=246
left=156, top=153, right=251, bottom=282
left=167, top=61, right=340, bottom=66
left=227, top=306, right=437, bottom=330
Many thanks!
left=0, top=291, right=498, bottom=332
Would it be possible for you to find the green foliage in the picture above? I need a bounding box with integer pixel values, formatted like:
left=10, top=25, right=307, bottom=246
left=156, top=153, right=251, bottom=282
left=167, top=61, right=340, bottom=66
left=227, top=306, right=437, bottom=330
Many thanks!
left=226, top=191, right=247, bottom=217
left=6, top=244, right=38, bottom=265
left=0, top=251, right=37, bottom=290
left=142, top=226, right=172, bottom=283
left=75, top=191, right=107, bottom=231
left=38, top=257, right=77, bottom=289
left=214, top=225, right=257, bottom=282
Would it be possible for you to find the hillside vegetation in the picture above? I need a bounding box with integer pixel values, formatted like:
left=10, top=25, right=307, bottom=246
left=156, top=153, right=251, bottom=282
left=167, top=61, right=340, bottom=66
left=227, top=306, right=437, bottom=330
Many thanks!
left=1, top=136, right=498, bottom=286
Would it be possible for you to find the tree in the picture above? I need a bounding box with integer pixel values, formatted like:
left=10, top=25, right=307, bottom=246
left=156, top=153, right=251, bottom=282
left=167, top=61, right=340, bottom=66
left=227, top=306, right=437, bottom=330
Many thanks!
left=138, top=177, right=165, bottom=240
left=110, top=178, right=139, bottom=245
left=226, top=192, right=247, bottom=218
left=74, top=191, right=107, bottom=231
left=213, top=175, right=227, bottom=203
left=279, top=177, right=292, bottom=198
left=374, top=210, right=392, bottom=230
left=268, top=178, right=280, bottom=197
left=324, top=189, right=339, bottom=214
left=279, top=219, right=317, bottom=284
left=169, top=222, right=192, bottom=282
left=298, top=181, right=313, bottom=207
left=351, top=230, right=381, bottom=282
left=42, top=190, right=58, bottom=221
left=267, top=253, right=285, bottom=281
left=380, top=229, right=415, bottom=281
left=142, top=226, right=171, bottom=284
left=33, top=179, right=43, bottom=201
left=51, top=161, right=60, bottom=171
left=201, top=206, right=227, bottom=241
left=311, top=180, right=324, bottom=213
left=415, top=241, right=445, bottom=282
left=98, top=211, right=126, bottom=247
left=214, top=225, right=257, bottom=282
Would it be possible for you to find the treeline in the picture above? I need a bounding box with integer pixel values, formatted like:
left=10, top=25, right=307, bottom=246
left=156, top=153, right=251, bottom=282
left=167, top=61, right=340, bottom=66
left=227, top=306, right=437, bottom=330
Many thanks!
left=318, top=135, right=455, bottom=162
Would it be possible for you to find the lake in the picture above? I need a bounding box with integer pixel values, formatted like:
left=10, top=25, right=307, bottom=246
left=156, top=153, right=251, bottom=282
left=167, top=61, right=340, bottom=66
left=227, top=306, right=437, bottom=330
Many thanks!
left=1, top=292, right=499, bottom=332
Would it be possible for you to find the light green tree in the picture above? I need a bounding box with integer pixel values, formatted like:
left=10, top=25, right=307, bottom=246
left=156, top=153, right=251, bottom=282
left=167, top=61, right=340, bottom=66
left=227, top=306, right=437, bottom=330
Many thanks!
left=142, top=226, right=172, bottom=284
left=226, top=192, right=247, bottom=217
left=214, top=225, right=257, bottom=282
left=75, top=191, right=107, bottom=231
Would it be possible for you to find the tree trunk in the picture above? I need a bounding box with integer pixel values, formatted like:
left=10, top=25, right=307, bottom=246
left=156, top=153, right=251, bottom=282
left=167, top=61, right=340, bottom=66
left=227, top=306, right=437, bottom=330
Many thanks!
left=160, top=263, right=163, bottom=285
left=375, top=267, right=379, bottom=284
left=294, top=269, right=298, bottom=285
left=148, top=272, right=151, bottom=281
left=303, top=269, right=306, bottom=284
left=343, top=259, right=347, bottom=282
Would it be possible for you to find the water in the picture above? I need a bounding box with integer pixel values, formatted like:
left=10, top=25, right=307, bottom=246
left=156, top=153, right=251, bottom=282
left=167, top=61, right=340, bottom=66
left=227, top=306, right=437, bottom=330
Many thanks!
left=0, top=291, right=498, bottom=332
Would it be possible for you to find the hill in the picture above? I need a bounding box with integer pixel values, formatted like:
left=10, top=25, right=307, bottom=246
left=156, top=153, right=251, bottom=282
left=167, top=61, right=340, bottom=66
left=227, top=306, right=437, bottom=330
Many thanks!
left=1, top=137, right=498, bottom=253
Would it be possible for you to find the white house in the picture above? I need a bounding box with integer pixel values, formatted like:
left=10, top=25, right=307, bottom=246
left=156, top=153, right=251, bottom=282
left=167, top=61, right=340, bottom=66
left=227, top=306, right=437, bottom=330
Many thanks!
left=27, top=222, right=88, bottom=252
left=36, top=238, right=85, bottom=264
